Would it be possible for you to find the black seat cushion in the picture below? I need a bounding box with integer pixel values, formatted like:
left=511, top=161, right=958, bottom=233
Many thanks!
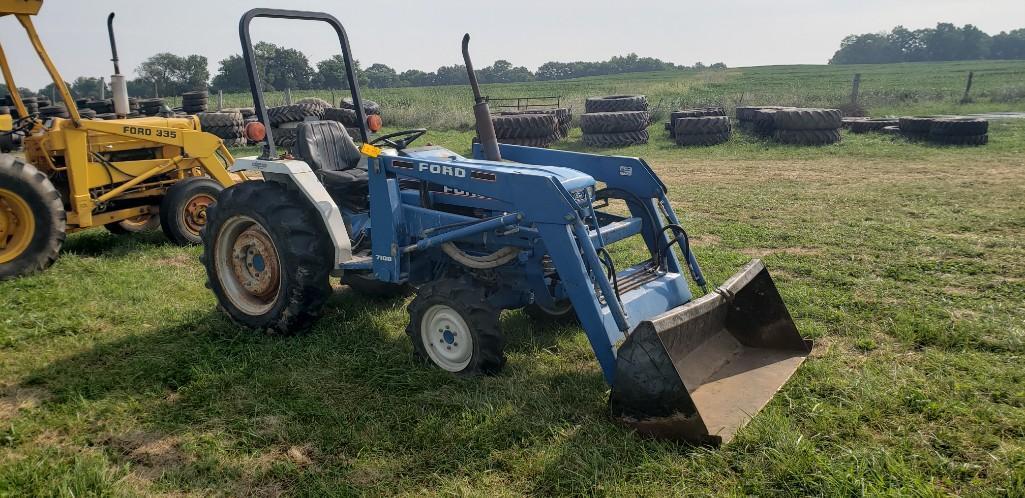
left=321, top=168, right=368, bottom=188
left=295, top=120, right=363, bottom=172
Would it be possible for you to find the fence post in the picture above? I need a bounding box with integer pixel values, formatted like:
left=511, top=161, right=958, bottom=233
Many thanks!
left=960, top=71, right=974, bottom=104
left=285, top=88, right=292, bottom=105
left=218, top=90, right=223, bottom=111
left=849, top=73, right=861, bottom=106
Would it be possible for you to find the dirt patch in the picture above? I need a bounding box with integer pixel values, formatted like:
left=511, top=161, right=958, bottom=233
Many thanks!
left=740, top=246, right=822, bottom=258
left=689, top=234, right=721, bottom=247
left=159, top=254, right=196, bottom=268
left=107, top=431, right=191, bottom=480
left=0, top=386, right=51, bottom=422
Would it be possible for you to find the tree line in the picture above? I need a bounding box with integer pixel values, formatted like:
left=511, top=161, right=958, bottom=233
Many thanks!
left=830, top=23, right=1025, bottom=64
left=6, top=44, right=723, bottom=101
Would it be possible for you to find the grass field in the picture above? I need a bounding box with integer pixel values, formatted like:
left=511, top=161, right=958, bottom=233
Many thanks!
left=3, top=62, right=1025, bottom=496
left=186, top=59, right=1025, bottom=130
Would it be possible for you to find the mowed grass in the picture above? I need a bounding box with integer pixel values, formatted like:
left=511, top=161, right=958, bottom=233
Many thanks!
left=3, top=70, right=1025, bottom=494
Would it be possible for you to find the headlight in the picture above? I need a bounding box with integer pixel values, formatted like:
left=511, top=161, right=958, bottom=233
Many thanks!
left=570, top=186, right=595, bottom=205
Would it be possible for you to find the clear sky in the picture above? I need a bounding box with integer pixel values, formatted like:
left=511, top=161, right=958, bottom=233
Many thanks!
left=2, top=0, right=1024, bottom=89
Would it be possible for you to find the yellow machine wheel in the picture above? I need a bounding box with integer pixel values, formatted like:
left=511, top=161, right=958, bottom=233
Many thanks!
left=0, top=155, right=67, bottom=280
left=159, top=178, right=224, bottom=245
left=105, top=212, right=160, bottom=235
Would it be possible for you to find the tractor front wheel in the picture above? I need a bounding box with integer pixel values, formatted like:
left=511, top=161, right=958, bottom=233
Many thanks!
left=0, top=155, right=66, bottom=280
left=105, top=212, right=159, bottom=235
left=161, top=178, right=223, bottom=245
left=201, top=181, right=333, bottom=334
left=406, top=276, right=506, bottom=375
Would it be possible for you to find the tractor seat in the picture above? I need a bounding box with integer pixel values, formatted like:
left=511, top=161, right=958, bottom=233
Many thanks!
left=295, top=120, right=366, bottom=189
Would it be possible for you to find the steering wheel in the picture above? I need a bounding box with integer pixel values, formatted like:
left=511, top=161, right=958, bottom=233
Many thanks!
left=370, top=128, right=427, bottom=150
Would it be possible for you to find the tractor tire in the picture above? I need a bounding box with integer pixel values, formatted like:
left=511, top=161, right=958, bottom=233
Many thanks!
left=104, top=213, right=160, bottom=235
left=899, top=116, right=940, bottom=133
left=773, top=108, right=842, bottom=130
left=523, top=300, right=578, bottom=325
left=751, top=109, right=780, bottom=136
left=406, top=275, right=506, bottom=375
left=673, top=116, right=731, bottom=136
left=881, top=125, right=902, bottom=135
left=676, top=131, right=731, bottom=146
left=296, top=97, right=332, bottom=110
left=0, top=155, right=66, bottom=280
left=340, top=97, right=381, bottom=116
left=267, top=102, right=324, bottom=126
left=584, top=95, right=647, bottom=113
left=901, top=131, right=930, bottom=141
left=341, top=271, right=413, bottom=299
left=581, top=130, right=649, bottom=147
left=774, top=128, right=842, bottom=146
left=201, top=180, right=333, bottom=334
left=497, top=136, right=558, bottom=148
left=271, top=126, right=299, bottom=147
left=160, top=177, right=224, bottom=245
left=929, top=117, right=988, bottom=136
left=492, top=113, right=558, bottom=139
left=848, top=118, right=899, bottom=133
left=736, top=106, right=789, bottom=122
left=323, top=107, right=359, bottom=126
left=198, top=111, right=244, bottom=129
left=580, top=111, right=649, bottom=134
left=928, top=133, right=988, bottom=146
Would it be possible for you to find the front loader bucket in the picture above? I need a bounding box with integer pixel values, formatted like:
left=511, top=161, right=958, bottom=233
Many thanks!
left=609, top=259, right=811, bottom=446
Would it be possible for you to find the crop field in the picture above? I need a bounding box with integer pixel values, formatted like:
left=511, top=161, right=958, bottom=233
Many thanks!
left=2, top=61, right=1025, bottom=496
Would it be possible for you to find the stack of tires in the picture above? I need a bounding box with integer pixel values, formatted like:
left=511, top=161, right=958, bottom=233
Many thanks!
left=198, top=110, right=245, bottom=146
left=581, top=95, right=649, bottom=147
left=39, top=104, right=70, bottom=119
left=139, top=98, right=165, bottom=116
left=181, top=91, right=208, bottom=115
left=84, top=99, right=114, bottom=114
left=664, top=107, right=725, bottom=135
left=771, top=108, right=842, bottom=145
left=672, top=115, right=732, bottom=146
left=6, top=97, right=39, bottom=119
left=899, top=116, right=989, bottom=145
left=339, top=97, right=381, bottom=117
left=491, top=112, right=560, bottom=148
left=266, top=100, right=327, bottom=147
left=323, top=106, right=364, bottom=138
left=524, top=108, right=572, bottom=139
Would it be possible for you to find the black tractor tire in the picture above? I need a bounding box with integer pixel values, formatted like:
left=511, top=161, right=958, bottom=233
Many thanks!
left=340, top=97, right=381, bottom=116
left=160, top=177, right=224, bottom=245
left=673, top=116, right=731, bottom=136
left=774, top=128, right=842, bottom=146
left=751, top=109, right=780, bottom=135
left=929, top=117, right=988, bottom=136
left=323, top=107, right=360, bottom=126
left=523, top=300, right=579, bottom=325
left=581, top=130, right=649, bottom=147
left=201, top=180, right=333, bottom=334
left=104, top=213, right=160, bottom=235
left=492, top=113, right=558, bottom=139
left=676, top=131, right=731, bottom=146
left=901, top=130, right=930, bottom=141
left=773, top=108, right=842, bottom=131
left=182, top=91, right=208, bottom=99
left=928, top=133, right=988, bottom=146
left=296, top=97, right=332, bottom=110
left=580, top=111, right=649, bottom=134
left=198, top=111, right=244, bottom=129
left=271, top=126, right=299, bottom=147
left=848, top=118, right=899, bottom=133
left=406, top=276, right=506, bottom=375
left=497, top=136, right=558, bottom=148
left=736, top=106, right=790, bottom=122
left=267, top=102, right=325, bottom=126
left=899, top=116, right=940, bottom=133
left=881, top=125, right=902, bottom=135
left=341, top=271, right=414, bottom=299
left=0, top=156, right=67, bottom=280
left=584, top=95, right=648, bottom=113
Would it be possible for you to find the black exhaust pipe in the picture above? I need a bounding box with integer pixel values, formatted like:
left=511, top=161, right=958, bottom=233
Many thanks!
left=462, top=34, right=501, bottom=162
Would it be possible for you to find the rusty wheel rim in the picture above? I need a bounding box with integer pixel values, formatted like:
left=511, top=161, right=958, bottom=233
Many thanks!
left=181, top=194, right=215, bottom=236
left=214, top=216, right=281, bottom=316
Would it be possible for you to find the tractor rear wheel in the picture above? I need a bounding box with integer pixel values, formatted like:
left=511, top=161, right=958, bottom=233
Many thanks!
left=160, top=178, right=223, bottom=245
left=201, top=181, right=333, bottom=334
left=406, top=276, right=505, bottom=375
left=0, top=155, right=66, bottom=280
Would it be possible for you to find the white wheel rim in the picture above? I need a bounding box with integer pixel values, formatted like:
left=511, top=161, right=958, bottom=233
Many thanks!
left=421, top=304, right=473, bottom=372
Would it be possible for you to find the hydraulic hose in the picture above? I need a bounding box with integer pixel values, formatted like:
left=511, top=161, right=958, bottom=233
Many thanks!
left=441, top=243, right=520, bottom=269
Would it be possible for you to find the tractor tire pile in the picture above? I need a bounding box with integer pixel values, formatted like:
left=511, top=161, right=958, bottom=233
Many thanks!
left=198, top=110, right=246, bottom=146
left=581, top=95, right=649, bottom=147
left=665, top=107, right=731, bottom=146
left=489, top=108, right=571, bottom=148
left=267, top=97, right=381, bottom=148
left=898, top=116, right=989, bottom=145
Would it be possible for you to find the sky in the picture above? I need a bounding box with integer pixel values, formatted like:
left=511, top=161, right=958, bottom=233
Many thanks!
left=2, top=0, right=1024, bottom=90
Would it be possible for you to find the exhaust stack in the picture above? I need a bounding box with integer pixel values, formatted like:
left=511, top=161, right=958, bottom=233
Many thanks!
left=107, top=13, right=129, bottom=117
left=462, top=34, right=501, bottom=162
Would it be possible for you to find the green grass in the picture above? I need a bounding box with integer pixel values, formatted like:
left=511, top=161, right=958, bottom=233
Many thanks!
left=3, top=65, right=1025, bottom=496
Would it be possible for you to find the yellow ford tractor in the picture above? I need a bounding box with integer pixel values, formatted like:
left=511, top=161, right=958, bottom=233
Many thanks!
left=0, top=0, right=238, bottom=279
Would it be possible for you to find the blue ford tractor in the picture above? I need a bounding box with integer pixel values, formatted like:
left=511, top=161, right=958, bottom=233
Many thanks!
left=202, top=8, right=811, bottom=445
